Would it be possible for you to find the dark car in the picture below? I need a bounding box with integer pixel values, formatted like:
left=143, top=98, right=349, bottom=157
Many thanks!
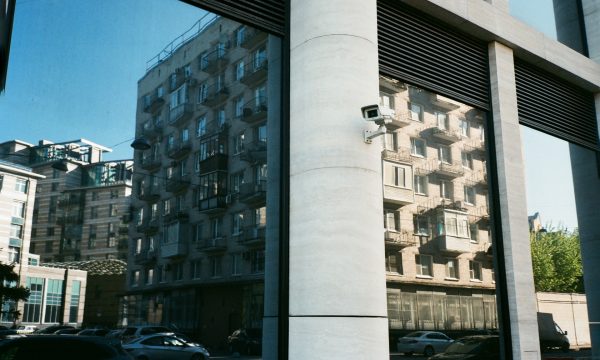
left=0, top=335, right=132, bottom=360
left=55, top=328, right=82, bottom=335
left=227, top=328, right=262, bottom=355
left=78, top=328, right=111, bottom=337
left=428, top=335, right=499, bottom=359
left=34, top=325, right=75, bottom=334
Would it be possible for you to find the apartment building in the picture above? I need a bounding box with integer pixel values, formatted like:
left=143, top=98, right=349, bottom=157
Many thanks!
left=0, top=159, right=87, bottom=327
left=127, top=14, right=272, bottom=347
left=0, top=139, right=133, bottom=262
left=378, top=77, right=497, bottom=333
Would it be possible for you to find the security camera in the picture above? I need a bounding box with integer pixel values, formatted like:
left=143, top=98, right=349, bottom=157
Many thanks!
left=361, top=104, right=395, bottom=126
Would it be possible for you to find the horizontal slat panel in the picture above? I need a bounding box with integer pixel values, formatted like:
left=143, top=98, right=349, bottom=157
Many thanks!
left=182, top=0, right=285, bottom=36
left=515, top=59, right=599, bottom=151
left=378, top=0, right=490, bottom=110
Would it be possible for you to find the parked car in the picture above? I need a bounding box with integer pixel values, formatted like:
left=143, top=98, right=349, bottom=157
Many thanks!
left=120, top=325, right=173, bottom=342
left=122, top=333, right=209, bottom=360
left=0, top=335, right=132, bottom=359
left=15, top=325, right=38, bottom=334
left=538, top=312, right=570, bottom=351
left=428, top=335, right=499, bottom=359
left=0, top=328, right=24, bottom=343
left=397, top=331, right=454, bottom=357
left=227, top=328, right=262, bottom=355
left=79, top=328, right=111, bottom=337
left=34, top=324, right=75, bottom=334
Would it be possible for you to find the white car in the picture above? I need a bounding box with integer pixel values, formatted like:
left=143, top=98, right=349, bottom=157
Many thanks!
left=16, top=325, right=38, bottom=334
left=122, top=333, right=210, bottom=360
left=396, top=331, right=454, bottom=357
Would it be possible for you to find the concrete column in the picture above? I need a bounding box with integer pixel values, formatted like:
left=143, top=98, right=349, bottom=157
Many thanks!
left=569, top=94, right=600, bottom=357
left=488, top=41, right=541, bottom=359
left=288, top=0, right=389, bottom=359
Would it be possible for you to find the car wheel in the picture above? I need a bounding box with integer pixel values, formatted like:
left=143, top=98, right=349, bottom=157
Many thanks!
left=561, top=342, right=570, bottom=352
left=424, top=346, right=435, bottom=357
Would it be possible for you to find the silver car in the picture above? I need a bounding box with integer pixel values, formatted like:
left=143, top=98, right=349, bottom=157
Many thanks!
left=122, top=333, right=209, bottom=360
left=396, top=331, right=454, bottom=356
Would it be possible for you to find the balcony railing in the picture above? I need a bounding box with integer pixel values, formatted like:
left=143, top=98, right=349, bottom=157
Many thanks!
left=433, top=162, right=465, bottom=178
left=438, top=234, right=471, bottom=254
left=385, top=111, right=413, bottom=131
left=139, top=186, right=161, bottom=203
left=143, top=93, right=165, bottom=113
left=169, top=103, right=194, bottom=125
left=136, top=219, right=159, bottom=235
left=239, top=140, right=267, bottom=163
left=431, top=127, right=462, bottom=143
left=198, top=195, right=227, bottom=214
left=199, top=153, right=228, bottom=174
left=239, top=181, right=267, bottom=205
left=239, top=225, right=266, bottom=247
left=200, top=48, right=229, bottom=73
left=165, top=174, right=190, bottom=193
left=383, top=185, right=415, bottom=206
left=197, top=236, right=227, bottom=253
left=141, top=123, right=163, bottom=139
left=201, top=85, right=229, bottom=107
left=140, top=156, right=162, bottom=172
left=161, top=241, right=188, bottom=259
left=464, top=140, right=485, bottom=153
left=240, top=60, right=268, bottom=86
left=240, top=97, right=268, bottom=124
left=240, top=28, right=267, bottom=49
left=166, top=140, right=192, bottom=160
left=384, top=230, right=416, bottom=248
left=382, top=148, right=412, bottom=164
left=134, top=249, right=157, bottom=265
left=163, top=210, right=189, bottom=224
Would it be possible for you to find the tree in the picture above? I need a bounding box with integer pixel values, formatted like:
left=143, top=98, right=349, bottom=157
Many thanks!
left=530, top=227, right=584, bottom=293
left=0, top=263, right=30, bottom=323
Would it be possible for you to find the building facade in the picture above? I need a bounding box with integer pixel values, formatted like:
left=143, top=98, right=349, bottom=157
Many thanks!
left=127, top=14, right=273, bottom=348
left=0, top=159, right=87, bottom=327
left=0, top=139, right=133, bottom=262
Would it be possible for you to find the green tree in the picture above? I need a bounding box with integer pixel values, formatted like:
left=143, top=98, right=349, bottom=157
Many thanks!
left=530, top=227, right=584, bottom=293
left=0, top=263, right=30, bottom=323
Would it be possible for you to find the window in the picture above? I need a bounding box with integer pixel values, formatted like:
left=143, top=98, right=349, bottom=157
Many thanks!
left=215, top=107, right=226, bottom=126
left=459, top=119, right=470, bottom=137
left=211, top=217, right=222, bottom=238
left=440, top=180, right=452, bottom=200
left=255, top=85, right=267, bottom=105
left=383, top=162, right=410, bottom=188
left=131, top=270, right=140, bottom=287
left=384, top=210, right=399, bottom=231
left=210, top=256, right=222, bottom=277
left=253, top=47, right=266, bottom=69
left=193, top=222, right=203, bottom=243
left=90, top=206, right=98, bottom=219
left=230, top=172, right=244, bottom=194
left=235, top=60, right=245, bottom=81
left=68, top=280, right=81, bottom=323
left=231, top=253, right=242, bottom=275
left=439, top=211, right=470, bottom=238
left=436, top=112, right=448, bottom=129
left=110, top=189, right=119, bottom=198
left=107, top=236, right=116, bottom=248
left=410, top=138, right=426, bottom=157
left=469, top=260, right=482, bottom=281
left=158, top=266, right=167, bottom=283
left=45, top=279, right=64, bottom=323
left=232, top=212, right=244, bottom=235
left=233, top=132, right=245, bottom=154
left=23, top=277, right=44, bottom=322
left=109, top=204, right=117, bottom=217
left=470, top=223, right=479, bottom=243
left=170, top=84, right=187, bottom=109
left=196, top=116, right=207, bottom=137
left=255, top=206, right=266, bottom=227
left=88, top=225, right=97, bottom=249
left=184, top=63, right=191, bottom=78
left=386, top=251, right=402, bottom=274
left=91, top=192, right=99, bottom=201
left=235, top=96, right=244, bottom=118
left=174, top=263, right=185, bottom=281
left=194, top=152, right=200, bottom=173
left=135, top=238, right=142, bottom=254
left=438, top=145, right=451, bottom=164
left=379, top=92, right=395, bottom=110
left=235, top=25, right=246, bottom=46
left=464, top=186, right=476, bottom=205
left=413, top=215, right=429, bottom=236
left=445, top=259, right=459, bottom=279
left=409, top=103, right=422, bottom=122
left=10, top=224, right=23, bottom=239
left=384, top=132, right=398, bottom=151
left=416, top=254, right=433, bottom=277
left=251, top=249, right=265, bottom=274
left=414, top=175, right=428, bottom=195
left=46, top=227, right=54, bottom=237
left=461, top=151, right=473, bottom=169
left=197, top=82, right=208, bottom=103
left=51, top=182, right=59, bottom=191
left=145, top=269, right=154, bottom=285
left=256, top=124, right=267, bottom=142
left=191, top=260, right=202, bottom=279
left=181, top=128, right=189, bottom=142
left=15, top=178, right=28, bottom=193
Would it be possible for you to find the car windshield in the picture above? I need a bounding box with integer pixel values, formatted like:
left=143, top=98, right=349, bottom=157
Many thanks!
left=444, top=338, right=484, bottom=354
left=405, top=331, right=425, bottom=338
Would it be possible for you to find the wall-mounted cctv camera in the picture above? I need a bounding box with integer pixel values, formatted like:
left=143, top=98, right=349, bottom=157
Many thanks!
left=361, top=104, right=396, bottom=126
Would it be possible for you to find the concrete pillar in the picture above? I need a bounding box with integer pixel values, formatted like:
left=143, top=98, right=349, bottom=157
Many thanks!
left=488, top=41, right=541, bottom=359
left=569, top=94, right=600, bottom=357
left=288, top=0, right=389, bottom=359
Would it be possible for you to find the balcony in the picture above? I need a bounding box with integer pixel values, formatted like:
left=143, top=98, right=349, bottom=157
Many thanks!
left=464, top=140, right=485, bottom=153
left=385, top=111, right=413, bottom=131
left=143, top=94, right=165, bottom=114
left=240, top=28, right=267, bottom=49
left=161, top=241, right=188, bottom=259
left=384, top=231, right=416, bottom=248
left=165, top=174, right=190, bottom=193
left=240, top=140, right=267, bottom=163
left=240, top=98, right=267, bottom=124
left=10, top=217, right=24, bottom=225
left=140, top=156, right=162, bottom=172
left=239, top=181, right=267, bottom=205
left=167, top=141, right=192, bottom=160
left=431, top=127, right=462, bottom=143
left=198, top=196, right=227, bottom=214
left=383, top=185, right=415, bottom=206
left=240, top=60, right=268, bottom=86
left=438, top=234, right=471, bottom=254
left=169, top=103, right=194, bottom=126
left=197, top=236, right=227, bottom=253
left=199, top=153, right=228, bottom=174
left=433, top=162, right=465, bottom=178
left=141, top=123, right=163, bottom=140
left=9, top=238, right=22, bottom=248
left=382, top=148, right=412, bottom=164
left=134, top=249, right=157, bottom=265
left=136, top=219, right=159, bottom=235
left=201, top=85, right=229, bottom=107
left=139, top=186, right=161, bottom=203
left=200, top=49, right=229, bottom=73
left=164, top=210, right=189, bottom=224
left=476, top=206, right=490, bottom=223
left=239, top=226, right=266, bottom=247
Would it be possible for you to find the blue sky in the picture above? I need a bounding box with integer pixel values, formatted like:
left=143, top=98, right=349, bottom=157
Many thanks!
left=1, top=0, right=579, bottom=230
